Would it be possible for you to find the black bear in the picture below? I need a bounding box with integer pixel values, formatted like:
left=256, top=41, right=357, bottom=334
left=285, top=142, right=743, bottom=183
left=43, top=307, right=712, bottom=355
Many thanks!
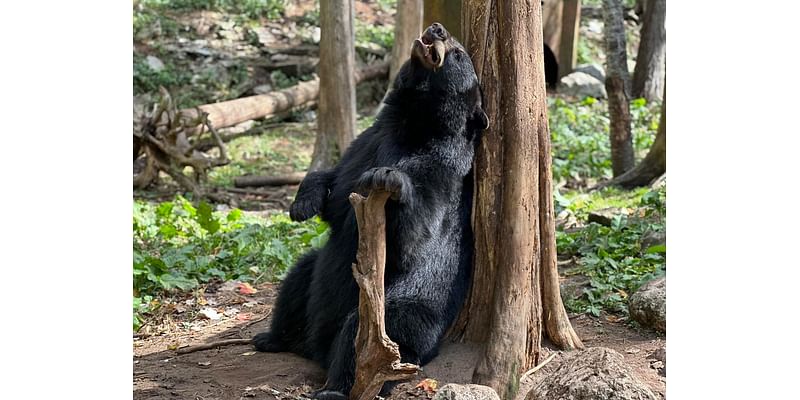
left=253, top=22, right=488, bottom=400
left=544, top=43, right=559, bottom=89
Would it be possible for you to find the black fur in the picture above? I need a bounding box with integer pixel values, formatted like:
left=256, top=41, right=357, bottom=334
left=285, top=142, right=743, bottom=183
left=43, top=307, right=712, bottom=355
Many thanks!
left=544, top=43, right=559, bottom=89
left=253, top=24, right=487, bottom=399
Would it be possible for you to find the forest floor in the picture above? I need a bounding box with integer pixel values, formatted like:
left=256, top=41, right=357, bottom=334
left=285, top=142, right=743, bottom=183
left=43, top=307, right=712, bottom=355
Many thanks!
left=133, top=2, right=664, bottom=399
left=133, top=280, right=665, bottom=400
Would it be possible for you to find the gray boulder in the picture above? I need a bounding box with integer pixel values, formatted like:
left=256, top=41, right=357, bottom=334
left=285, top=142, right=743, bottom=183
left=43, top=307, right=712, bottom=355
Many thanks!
left=558, top=71, right=607, bottom=99
left=648, top=346, right=666, bottom=377
left=641, top=229, right=666, bottom=251
left=432, top=384, right=500, bottom=400
left=526, top=347, right=658, bottom=400
left=574, top=63, right=606, bottom=83
left=587, top=207, right=626, bottom=226
left=145, top=55, right=165, bottom=72
left=628, top=276, right=666, bottom=332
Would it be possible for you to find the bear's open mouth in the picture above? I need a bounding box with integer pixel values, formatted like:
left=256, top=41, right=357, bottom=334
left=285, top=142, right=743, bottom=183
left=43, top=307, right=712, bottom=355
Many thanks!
left=412, top=37, right=446, bottom=69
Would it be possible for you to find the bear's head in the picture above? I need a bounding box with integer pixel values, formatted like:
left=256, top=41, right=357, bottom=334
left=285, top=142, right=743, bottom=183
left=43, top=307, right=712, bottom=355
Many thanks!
left=387, top=23, right=489, bottom=137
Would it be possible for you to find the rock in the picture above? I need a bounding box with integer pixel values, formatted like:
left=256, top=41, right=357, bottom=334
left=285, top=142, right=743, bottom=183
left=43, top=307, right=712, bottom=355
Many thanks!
left=628, top=277, right=666, bottom=332
left=145, top=55, right=165, bottom=72
left=311, top=27, right=321, bottom=44
left=526, top=347, right=658, bottom=400
left=641, top=229, right=666, bottom=251
left=253, top=84, right=273, bottom=95
left=587, top=208, right=623, bottom=226
left=561, top=274, right=590, bottom=301
left=433, top=384, right=500, bottom=400
left=648, top=347, right=666, bottom=377
left=558, top=71, right=607, bottom=99
left=574, top=63, right=606, bottom=82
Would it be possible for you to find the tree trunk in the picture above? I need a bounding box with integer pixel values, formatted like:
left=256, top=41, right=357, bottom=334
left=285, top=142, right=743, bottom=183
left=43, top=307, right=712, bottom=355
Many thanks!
left=600, top=84, right=665, bottom=189
left=313, top=0, right=356, bottom=172
left=541, top=0, right=563, bottom=59
left=424, top=0, right=463, bottom=41
left=452, top=2, right=582, bottom=399
left=374, top=0, right=423, bottom=116
left=631, top=0, right=664, bottom=102
left=603, top=0, right=635, bottom=177
left=558, top=0, right=581, bottom=79
left=389, top=0, right=423, bottom=86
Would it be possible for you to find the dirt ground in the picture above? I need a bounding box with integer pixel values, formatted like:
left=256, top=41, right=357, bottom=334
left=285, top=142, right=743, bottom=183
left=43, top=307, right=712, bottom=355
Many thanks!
left=133, top=281, right=665, bottom=400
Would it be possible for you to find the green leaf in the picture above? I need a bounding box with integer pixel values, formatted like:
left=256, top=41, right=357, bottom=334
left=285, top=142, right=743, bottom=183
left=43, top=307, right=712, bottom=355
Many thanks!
left=226, top=208, right=242, bottom=222
left=646, top=244, right=666, bottom=254
left=196, top=201, right=220, bottom=234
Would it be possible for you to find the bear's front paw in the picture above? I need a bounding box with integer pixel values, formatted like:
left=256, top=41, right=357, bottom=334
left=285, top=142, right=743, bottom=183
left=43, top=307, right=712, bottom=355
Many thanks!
left=355, top=167, right=412, bottom=203
left=289, top=198, right=321, bottom=222
left=252, top=331, right=284, bottom=353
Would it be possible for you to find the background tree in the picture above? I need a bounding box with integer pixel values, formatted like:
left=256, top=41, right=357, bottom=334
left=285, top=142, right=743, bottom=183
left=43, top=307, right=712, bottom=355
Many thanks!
left=603, top=0, right=634, bottom=177
left=632, top=0, right=665, bottom=101
left=600, top=83, right=665, bottom=189
left=558, top=0, right=582, bottom=79
left=448, top=1, right=582, bottom=399
left=310, top=0, right=356, bottom=172
left=423, top=0, right=462, bottom=40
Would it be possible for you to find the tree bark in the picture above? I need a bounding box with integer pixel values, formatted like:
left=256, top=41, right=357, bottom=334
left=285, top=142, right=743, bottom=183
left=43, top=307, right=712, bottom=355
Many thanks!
left=313, top=0, right=357, bottom=172
left=348, top=192, right=420, bottom=400
left=424, top=0, right=463, bottom=41
left=450, top=2, right=582, bottom=399
left=631, top=0, right=665, bottom=102
left=603, top=0, right=635, bottom=177
left=448, top=0, right=500, bottom=345
left=600, top=84, right=665, bottom=189
left=558, top=0, right=582, bottom=79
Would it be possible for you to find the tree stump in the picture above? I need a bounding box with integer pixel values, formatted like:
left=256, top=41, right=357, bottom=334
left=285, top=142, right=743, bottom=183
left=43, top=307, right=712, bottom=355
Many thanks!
left=348, top=192, right=420, bottom=400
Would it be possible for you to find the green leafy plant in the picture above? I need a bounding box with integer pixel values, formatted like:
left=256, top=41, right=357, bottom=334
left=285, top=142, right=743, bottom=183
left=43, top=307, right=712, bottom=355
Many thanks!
left=557, top=185, right=666, bottom=316
left=133, top=56, right=191, bottom=94
left=548, top=97, right=661, bottom=187
left=355, top=21, right=394, bottom=50
left=133, top=196, right=329, bottom=330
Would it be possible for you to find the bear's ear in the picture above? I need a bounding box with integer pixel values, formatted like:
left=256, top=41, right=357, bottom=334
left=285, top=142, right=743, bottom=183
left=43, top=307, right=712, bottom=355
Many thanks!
left=469, top=85, right=489, bottom=130
left=472, top=108, right=489, bottom=130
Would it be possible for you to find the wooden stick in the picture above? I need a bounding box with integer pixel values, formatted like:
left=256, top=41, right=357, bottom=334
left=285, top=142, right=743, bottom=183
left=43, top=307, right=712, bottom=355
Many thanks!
left=348, top=192, right=420, bottom=400
left=520, top=352, right=559, bottom=381
left=175, top=338, right=252, bottom=355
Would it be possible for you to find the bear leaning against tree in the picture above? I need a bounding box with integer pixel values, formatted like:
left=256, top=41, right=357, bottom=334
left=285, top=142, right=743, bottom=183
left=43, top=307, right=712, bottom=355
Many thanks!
left=252, top=22, right=489, bottom=400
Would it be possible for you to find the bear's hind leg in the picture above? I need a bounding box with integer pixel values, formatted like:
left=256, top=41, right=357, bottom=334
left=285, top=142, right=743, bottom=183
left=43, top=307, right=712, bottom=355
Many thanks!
left=253, top=251, right=317, bottom=356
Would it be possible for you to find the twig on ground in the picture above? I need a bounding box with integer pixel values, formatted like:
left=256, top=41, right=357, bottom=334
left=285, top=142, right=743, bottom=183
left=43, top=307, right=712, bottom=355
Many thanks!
left=521, top=352, right=559, bottom=381
left=176, top=338, right=252, bottom=355
left=239, top=310, right=272, bottom=339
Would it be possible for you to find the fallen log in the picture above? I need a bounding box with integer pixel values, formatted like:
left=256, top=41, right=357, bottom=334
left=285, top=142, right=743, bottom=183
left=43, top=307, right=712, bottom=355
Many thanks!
left=134, top=61, right=390, bottom=195
left=348, top=191, right=420, bottom=400
left=233, top=173, right=306, bottom=188
left=152, top=61, right=390, bottom=140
